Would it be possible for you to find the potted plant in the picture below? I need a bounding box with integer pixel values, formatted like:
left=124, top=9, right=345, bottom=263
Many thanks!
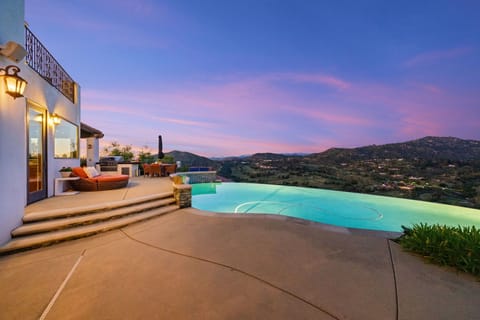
left=59, top=167, right=72, bottom=178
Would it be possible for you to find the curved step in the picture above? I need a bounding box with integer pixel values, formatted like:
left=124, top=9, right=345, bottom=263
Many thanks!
left=13, top=198, right=176, bottom=237
left=1, top=205, right=179, bottom=254
left=23, top=192, right=174, bottom=223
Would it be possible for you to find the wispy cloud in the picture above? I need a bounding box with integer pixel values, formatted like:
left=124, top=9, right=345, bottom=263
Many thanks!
left=81, top=69, right=480, bottom=157
left=404, top=47, right=474, bottom=67
left=410, top=83, right=443, bottom=94
left=82, top=102, right=214, bottom=128
left=285, top=105, right=373, bottom=126
left=277, top=73, right=351, bottom=90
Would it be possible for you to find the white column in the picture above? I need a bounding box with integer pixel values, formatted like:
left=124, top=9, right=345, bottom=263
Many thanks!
left=86, top=137, right=100, bottom=167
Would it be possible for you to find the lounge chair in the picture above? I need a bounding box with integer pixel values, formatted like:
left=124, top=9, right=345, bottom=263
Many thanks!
left=69, top=167, right=129, bottom=191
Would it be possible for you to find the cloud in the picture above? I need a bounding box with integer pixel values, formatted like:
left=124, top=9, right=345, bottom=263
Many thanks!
left=26, top=0, right=172, bottom=50
left=410, top=83, right=443, bottom=94
left=80, top=70, right=480, bottom=157
left=404, top=47, right=474, bottom=67
left=284, top=105, right=373, bottom=126
left=165, top=131, right=328, bottom=157
left=277, top=73, right=351, bottom=90
left=82, top=102, right=214, bottom=128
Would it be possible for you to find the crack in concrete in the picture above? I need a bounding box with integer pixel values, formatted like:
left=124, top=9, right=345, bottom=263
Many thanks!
left=387, top=240, right=399, bottom=320
left=120, top=229, right=340, bottom=320
left=39, top=249, right=86, bottom=320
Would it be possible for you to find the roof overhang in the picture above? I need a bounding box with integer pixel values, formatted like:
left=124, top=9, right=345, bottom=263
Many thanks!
left=80, top=122, right=104, bottom=139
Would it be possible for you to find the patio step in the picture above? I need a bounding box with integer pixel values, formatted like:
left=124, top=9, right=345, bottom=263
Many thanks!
left=23, top=192, right=174, bottom=223
left=0, top=193, right=179, bottom=255
left=12, top=198, right=176, bottom=237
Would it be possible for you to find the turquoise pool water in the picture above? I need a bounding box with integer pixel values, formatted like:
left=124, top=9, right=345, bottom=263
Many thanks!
left=192, top=182, right=480, bottom=232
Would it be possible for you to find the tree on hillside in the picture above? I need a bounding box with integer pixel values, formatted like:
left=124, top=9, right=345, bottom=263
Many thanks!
left=138, top=145, right=155, bottom=163
left=103, top=141, right=134, bottom=162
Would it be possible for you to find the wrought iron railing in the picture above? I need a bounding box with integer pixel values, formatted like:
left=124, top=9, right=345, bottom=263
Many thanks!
left=25, top=26, right=76, bottom=103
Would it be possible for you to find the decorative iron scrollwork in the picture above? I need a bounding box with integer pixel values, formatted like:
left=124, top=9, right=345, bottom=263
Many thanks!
left=25, top=27, right=75, bottom=103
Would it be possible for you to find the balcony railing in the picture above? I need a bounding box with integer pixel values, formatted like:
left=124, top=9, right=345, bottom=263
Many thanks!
left=25, top=27, right=76, bottom=103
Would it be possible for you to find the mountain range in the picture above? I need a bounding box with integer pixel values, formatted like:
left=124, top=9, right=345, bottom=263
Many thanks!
left=169, top=136, right=480, bottom=166
left=168, top=136, right=480, bottom=209
left=308, top=136, right=480, bottom=163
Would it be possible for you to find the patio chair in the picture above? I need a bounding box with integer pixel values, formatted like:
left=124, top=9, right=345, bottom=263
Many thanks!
left=143, top=163, right=151, bottom=177
left=163, top=164, right=177, bottom=176
left=150, top=164, right=161, bottom=177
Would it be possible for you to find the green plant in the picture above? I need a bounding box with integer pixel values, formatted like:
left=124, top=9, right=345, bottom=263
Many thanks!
left=139, top=150, right=155, bottom=164
left=159, top=154, right=175, bottom=164
left=397, top=223, right=480, bottom=277
left=103, top=141, right=134, bottom=162
left=176, top=165, right=189, bottom=172
left=59, top=167, right=72, bottom=172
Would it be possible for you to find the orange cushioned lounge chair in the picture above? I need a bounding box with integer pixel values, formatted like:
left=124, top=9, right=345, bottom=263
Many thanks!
left=69, top=167, right=129, bottom=191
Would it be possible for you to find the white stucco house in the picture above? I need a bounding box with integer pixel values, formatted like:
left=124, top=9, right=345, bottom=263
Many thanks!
left=0, top=0, right=102, bottom=245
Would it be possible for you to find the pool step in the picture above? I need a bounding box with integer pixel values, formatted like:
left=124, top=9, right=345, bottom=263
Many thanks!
left=0, top=193, right=179, bottom=255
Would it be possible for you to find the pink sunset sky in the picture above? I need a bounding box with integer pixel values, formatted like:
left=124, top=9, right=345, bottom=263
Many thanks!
left=26, top=0, right=480, bottom=157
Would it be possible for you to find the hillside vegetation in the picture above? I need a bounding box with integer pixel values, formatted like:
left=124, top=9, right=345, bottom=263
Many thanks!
left=166, top=150, right=218, bottom=169
left=216, top=137, right=480, bottom=209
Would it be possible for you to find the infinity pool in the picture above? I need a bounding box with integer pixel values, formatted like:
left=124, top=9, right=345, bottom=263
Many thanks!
left=192, top=182, right=480, bottom=232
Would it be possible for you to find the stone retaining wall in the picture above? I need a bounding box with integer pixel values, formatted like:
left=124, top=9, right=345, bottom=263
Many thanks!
left=173, top=183, right=192, bottom=208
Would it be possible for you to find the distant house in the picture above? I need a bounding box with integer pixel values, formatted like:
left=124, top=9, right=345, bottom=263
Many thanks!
left=0, top=0, right=102, bottom=245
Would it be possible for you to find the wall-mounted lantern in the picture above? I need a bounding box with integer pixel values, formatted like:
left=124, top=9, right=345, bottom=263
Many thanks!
left=0, top=65, right=28, bottom=99
left=51, top=113, right=61, bottom=125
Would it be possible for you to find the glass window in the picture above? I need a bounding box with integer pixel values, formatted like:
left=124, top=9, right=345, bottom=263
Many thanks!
left=54, top=118, right=78, bottom=158
left=28, top=107, right=46, bottom=194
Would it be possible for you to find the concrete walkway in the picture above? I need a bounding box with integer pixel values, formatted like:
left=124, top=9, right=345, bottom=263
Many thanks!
left=1, top=178, right=479, bottom=319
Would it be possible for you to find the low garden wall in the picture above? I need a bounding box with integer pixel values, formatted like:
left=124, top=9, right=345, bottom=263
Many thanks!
left=173, top=171, right=217, bottom=184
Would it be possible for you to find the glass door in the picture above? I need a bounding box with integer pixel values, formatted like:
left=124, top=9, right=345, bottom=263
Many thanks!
left=27, top=105, right=47, bottom=203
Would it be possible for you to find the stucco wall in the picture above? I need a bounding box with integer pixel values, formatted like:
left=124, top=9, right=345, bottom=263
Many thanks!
left=0, top=58, right=28, bottom=246
left=0, top=0, right=81, bottom=245
left=23, top=68, right=81, bottom=196
left=0, top=0, right=24, bottom=45
left=0, top=0, right=27, bottom=245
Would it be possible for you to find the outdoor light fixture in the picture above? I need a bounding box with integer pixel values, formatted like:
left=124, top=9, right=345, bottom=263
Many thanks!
left=51, top=113, right=61, bottom=125
left=0, top=65, right=27, bottom=99
left=33, top=114, right=43, bottom=122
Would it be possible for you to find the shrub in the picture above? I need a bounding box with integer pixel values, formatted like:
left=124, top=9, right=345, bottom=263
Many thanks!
left=397, top=223, right=480, bottom=277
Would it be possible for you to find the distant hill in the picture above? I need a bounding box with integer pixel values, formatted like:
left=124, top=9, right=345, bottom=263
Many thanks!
left=170, top=136, right=480, bottom=166
left=213, top=136, right=480, bottom=208
left=308, top=136, right=480, bottom=163
left=249, top=153, right=289, bottom=161
left=166, top=150, right=217, bottom=169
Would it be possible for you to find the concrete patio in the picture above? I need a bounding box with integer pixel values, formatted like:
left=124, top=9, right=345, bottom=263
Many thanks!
left=1, top=178, right=479, bottom=319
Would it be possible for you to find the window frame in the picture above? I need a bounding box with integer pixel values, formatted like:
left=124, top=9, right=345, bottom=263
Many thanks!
left=53, top=116, right=79, bottom=159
